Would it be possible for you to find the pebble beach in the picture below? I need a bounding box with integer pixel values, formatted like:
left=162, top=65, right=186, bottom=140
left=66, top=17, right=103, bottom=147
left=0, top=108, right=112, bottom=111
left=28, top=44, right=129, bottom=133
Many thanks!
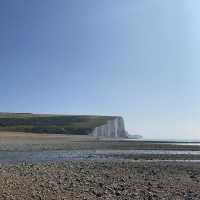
left=0, top=132, right=200, bottom=199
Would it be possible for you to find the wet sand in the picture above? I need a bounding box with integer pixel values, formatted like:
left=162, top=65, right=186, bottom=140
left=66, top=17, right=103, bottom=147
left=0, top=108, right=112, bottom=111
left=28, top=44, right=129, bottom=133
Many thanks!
left=0, top=131, right=200, bottom=152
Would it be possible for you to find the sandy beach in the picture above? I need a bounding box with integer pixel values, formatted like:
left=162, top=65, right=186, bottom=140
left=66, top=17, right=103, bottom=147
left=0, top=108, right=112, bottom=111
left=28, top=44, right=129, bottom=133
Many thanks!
left=0, top=132, right=200, bottom=152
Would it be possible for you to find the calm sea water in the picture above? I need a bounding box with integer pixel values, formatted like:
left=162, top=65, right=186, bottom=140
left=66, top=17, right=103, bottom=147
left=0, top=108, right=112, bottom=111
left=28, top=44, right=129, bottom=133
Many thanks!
left=0, top=149, right=200, bottom=164
left=104, top=138, right=200, bottom=145
left=0, top=139, right=199, bottom=164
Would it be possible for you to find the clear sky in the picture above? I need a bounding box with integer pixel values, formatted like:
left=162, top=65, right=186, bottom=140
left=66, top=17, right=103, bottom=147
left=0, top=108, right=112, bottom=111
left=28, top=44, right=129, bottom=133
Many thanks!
left=0, top=0, right=200, bottom=139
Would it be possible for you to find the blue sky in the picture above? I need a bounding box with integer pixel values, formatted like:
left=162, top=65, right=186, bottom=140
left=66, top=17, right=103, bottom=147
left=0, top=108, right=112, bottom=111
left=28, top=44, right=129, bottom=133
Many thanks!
left=0, top=0, right=200, bottom=139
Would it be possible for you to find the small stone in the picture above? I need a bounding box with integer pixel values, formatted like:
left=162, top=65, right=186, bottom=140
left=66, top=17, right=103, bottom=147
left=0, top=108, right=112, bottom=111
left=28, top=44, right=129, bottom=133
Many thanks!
left=99, top=182, right=103, bottom=188
left=115, top=191, right=121, bottom=196
left=96, top=193, right=102, bottom=197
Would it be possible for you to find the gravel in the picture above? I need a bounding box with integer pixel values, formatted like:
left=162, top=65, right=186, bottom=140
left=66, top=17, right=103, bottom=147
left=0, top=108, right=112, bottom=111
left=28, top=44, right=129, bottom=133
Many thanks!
left=0, top=160, right=199, bottom=200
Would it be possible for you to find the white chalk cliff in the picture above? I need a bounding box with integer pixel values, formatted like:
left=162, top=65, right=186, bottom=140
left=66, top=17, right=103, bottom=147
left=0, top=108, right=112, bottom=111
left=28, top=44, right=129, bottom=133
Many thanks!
left=92, top=117, right=128, bottom=138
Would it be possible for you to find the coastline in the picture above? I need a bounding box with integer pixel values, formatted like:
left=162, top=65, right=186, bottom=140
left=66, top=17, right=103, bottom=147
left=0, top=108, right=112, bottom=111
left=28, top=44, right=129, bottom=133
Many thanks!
left=0, top=132, right=200, bottom=199
left=0, top=131, right=200, bottom=152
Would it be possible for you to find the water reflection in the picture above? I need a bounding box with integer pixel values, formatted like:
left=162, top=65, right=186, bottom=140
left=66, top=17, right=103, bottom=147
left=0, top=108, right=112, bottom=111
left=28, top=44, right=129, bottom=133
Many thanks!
left=0, top=149, right=200, bottom=164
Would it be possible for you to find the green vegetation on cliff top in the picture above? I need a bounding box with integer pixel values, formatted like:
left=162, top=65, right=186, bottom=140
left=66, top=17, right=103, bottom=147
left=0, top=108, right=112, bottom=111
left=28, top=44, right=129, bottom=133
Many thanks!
left=0, top=113, right=116, bottom=135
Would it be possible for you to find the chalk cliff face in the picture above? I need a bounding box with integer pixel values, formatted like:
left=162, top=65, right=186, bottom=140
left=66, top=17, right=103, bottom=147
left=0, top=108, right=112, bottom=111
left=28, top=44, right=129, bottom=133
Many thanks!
left=92, top=117, right=128, bottom=138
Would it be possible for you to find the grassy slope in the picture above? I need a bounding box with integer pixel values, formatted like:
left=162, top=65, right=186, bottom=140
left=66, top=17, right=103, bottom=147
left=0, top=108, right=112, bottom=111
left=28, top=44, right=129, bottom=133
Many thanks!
left=0, top=113, right=116, bottom=135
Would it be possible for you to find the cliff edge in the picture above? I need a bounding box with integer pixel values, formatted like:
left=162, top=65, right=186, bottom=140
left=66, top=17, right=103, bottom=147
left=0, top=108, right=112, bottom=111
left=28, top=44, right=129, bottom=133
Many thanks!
left=0, top=113, right=128, bottom=138
left=92, top=117, right=128, bottom=138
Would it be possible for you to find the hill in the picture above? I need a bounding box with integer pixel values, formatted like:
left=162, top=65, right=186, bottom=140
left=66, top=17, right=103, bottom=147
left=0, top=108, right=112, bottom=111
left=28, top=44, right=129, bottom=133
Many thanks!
left=0, top=113, right=121, bottom=136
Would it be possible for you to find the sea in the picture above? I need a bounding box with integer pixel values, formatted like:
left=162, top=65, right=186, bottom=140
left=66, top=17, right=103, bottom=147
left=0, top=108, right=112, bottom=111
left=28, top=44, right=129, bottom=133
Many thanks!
left=0, top=139, right=200, bottom=164
left=101, top=138, right=200, bottom=145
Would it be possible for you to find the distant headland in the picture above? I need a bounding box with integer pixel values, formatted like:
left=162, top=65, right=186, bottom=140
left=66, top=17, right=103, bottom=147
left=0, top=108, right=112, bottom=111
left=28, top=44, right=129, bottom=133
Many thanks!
left=0, top=113, right=128, bottom=138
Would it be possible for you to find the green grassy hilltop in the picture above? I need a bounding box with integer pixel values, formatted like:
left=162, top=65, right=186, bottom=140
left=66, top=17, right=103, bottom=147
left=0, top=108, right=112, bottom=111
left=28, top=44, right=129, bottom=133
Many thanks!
left=0, top=113, right=116, bottom=135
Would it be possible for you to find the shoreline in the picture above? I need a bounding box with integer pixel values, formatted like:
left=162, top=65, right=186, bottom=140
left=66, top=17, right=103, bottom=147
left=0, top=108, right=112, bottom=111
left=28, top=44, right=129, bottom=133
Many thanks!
left=0, top=132, right=200, bottom=152
left=1, top=131, right=200, bottom=163
left=1, top=149, right=200, bottom=165
left=0, top=132, right=200, bottom=199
